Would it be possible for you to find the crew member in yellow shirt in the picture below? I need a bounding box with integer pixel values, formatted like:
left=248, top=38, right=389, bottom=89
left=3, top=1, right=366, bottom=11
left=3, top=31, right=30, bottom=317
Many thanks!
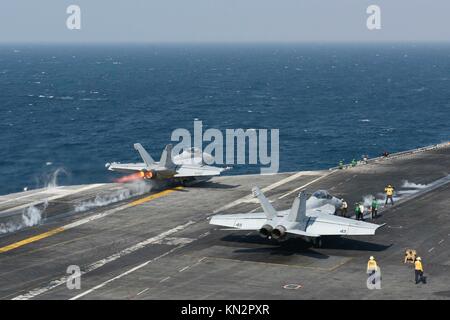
left=367, top=256, right=378, bottom=284
left=415, top=257, right=425, bottom=284
left=384, top=184, right=395, bottom=206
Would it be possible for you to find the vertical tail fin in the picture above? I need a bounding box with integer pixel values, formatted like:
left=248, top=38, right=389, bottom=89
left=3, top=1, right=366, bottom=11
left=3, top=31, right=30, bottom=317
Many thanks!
left=252, top=186, right=276, bottom=219
left=160, top=144, right=176, bottom=169
left=287, top=191, right=307, bottom=222
left=134, top=143, right=155, bottom=167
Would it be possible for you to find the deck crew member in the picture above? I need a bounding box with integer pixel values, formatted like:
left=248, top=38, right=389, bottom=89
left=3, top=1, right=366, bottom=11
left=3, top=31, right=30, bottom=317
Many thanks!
left=354, top=203, right=361, bottom=220
left=415, top=257, right=425, bottom=284
left=359, top=203, right=365, bottom=221
left=367, top=256, right=378, bottom=284
left=384, top=184, right=395, bottom=206
left=371, top=198, right=379, bottom=219
left=340, top=199, right=348, bottom=217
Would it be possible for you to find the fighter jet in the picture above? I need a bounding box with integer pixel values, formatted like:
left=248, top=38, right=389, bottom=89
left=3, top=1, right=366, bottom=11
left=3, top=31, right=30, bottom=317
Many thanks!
left=209, top=187, right=384, bottom=247
left=106, top=143, right=228, bottom=184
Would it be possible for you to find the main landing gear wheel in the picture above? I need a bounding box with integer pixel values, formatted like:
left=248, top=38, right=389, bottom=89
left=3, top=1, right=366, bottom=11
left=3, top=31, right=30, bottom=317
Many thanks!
left=312, top=237, right=323, bottom=248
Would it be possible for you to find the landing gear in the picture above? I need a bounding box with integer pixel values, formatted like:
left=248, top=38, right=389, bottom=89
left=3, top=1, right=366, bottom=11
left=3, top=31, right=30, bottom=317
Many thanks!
left=312, top=237, right=323, bottom=248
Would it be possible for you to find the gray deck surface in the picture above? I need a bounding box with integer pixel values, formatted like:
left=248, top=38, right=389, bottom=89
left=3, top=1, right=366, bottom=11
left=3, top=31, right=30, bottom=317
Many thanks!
left=1, top=143, right=449, bottom=300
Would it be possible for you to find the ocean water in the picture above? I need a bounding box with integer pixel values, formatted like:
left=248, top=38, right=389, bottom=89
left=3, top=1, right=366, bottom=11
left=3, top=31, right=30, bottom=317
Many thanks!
left=1, top=43, right=449, bottom=195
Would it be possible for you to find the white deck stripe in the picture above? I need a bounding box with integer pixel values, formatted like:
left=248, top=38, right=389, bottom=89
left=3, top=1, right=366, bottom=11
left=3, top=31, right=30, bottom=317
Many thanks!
left=277, top=173, right=335, bottom=199
left=69, top=245, right=184, bottom=300
left=12, top=220, right=195, bottom=300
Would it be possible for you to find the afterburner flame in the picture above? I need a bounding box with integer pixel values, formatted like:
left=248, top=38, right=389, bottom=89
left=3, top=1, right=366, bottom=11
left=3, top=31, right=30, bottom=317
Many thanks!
left=143, top=171, right=153, bottom=179
left=114, top=171, right=153, bottom=183
left=115, top=172, right=145, bottom=183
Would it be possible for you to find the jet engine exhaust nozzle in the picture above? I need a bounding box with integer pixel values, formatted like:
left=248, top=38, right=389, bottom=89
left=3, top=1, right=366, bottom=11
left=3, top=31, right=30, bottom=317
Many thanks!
left=259, top=224, right=273, bottom=238
left=271, top=226, right=287, bottom=240
left=140, top=169, right=156, bottom=180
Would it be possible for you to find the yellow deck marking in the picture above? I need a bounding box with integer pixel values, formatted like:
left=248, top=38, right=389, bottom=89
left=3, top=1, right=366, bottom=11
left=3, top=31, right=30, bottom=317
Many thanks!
left=127, top=186, right=183, bottom=207
left=0, top=227, right=65, bottom=253
left=0, top=187, right=183, bottom=254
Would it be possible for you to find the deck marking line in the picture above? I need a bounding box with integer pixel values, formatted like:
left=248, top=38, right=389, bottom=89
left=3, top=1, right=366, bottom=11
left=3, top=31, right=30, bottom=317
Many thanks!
left=278, top=172, right=335, bottom=199
left=1, top=187, right=183, bottom=254
left=0, top=227, right=65, bottom=253
left=179, top=266, right=189, bottom=272
left=136, top=288, right=149, bottom=296
left=69, top=244, right=185, bottom=300
left=12, top=220, right=195, bottom=300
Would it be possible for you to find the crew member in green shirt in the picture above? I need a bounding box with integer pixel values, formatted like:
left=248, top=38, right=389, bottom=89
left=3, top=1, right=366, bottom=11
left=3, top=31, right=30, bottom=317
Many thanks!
left=371, top=198, right=379, bottom=219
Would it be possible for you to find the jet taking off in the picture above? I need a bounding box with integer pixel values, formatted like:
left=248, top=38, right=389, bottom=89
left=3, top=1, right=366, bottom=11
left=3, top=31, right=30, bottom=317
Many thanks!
left=210, top=187, right=383, bottom=247
left=106, top=143, right=227, bottom=184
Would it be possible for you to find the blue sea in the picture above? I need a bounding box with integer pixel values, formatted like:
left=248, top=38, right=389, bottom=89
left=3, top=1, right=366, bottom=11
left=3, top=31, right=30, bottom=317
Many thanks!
left=1, top=43, right=449, bottom=195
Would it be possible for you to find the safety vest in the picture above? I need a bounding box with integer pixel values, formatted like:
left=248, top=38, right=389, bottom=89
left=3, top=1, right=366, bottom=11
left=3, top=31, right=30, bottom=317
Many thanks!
left=385, top=187, right=394, bottom=196
left=367, top=260, right=378, bottom=271
left=415, top=260, right=423, bottom=271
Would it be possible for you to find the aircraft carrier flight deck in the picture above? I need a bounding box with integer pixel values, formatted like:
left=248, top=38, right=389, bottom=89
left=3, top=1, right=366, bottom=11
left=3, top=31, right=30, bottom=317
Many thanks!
left=1, top=143, right=450, bottom=300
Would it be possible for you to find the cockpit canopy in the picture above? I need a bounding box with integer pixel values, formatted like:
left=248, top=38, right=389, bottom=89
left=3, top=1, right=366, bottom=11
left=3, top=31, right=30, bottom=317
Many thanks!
left=312, top=190, right=333, bottom=200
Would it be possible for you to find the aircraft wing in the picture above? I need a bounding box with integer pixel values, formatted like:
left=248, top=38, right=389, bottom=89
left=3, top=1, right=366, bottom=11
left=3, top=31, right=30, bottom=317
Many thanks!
left=106, top=162, right=146, bottom=173
left=309, top=204, right=336, bottom=215
left=209, top=212, right=267, bottom=230
left=286, top=229, right=320, bottom=237
left=175, top=164, right=226, bottom=178
left=305, top=212, right=384, bottom=236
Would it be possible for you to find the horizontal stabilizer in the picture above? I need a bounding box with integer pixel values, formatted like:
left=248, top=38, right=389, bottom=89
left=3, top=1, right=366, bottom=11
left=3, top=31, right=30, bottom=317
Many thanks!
left=209, top=212, right=267, bottom=230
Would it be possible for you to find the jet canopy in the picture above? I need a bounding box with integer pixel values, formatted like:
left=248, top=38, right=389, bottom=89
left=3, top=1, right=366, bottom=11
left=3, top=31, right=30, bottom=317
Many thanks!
left=312, top=190, right=333, bottom=200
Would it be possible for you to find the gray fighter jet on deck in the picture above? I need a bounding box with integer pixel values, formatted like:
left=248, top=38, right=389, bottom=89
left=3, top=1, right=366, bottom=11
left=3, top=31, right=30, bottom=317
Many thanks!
left=210, top=187, right=384, bottom=247
left=106, top=143, right=227, bottom=184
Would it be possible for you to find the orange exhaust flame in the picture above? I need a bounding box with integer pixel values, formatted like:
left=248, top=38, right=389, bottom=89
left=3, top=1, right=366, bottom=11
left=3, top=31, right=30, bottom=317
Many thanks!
left=114, top=171, right=153, bottom=183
